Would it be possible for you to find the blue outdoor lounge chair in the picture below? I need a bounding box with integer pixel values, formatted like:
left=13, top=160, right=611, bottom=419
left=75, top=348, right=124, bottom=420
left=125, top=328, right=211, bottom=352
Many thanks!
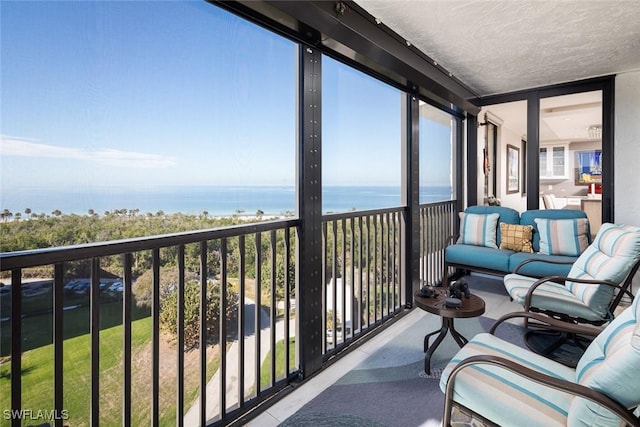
left=503, top=222, right=640, bottom=364
left=440, top=297, right=640, bottom=426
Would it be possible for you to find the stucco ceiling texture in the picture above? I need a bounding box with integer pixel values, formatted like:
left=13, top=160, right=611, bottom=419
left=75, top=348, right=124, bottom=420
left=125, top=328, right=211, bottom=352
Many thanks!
left=355, top=0, right=640, bottom=97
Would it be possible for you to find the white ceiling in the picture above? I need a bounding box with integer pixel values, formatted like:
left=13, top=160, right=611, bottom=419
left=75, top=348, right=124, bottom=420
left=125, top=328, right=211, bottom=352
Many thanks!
left=355, top=1, right=639, bottom=141
left=479, top=91, right=603, bottom=142
left=355, top=0, right=640, bottom=97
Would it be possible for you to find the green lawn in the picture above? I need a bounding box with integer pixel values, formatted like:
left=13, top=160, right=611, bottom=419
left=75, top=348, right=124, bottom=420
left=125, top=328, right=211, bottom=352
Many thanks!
left=259, top=337, right=297, bottom=389
left=0, top=277, right=278, bottom=425
left=1, top=298, right=149, bottom=357
left=0, top=316, right=221, bottom=427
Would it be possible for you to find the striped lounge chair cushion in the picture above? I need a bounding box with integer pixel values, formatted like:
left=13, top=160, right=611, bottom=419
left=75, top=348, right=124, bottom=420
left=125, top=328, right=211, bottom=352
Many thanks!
left=440, top=297, right=640, bottom=426
left=503, top=274, right=603, bottom=322
left=570, top=295, right=640, bottom=425
left=564, top=223, right=640, bottom=319
left=439, top=333, right=576, bottom=426
left=505, top=223, right=640, bottom=321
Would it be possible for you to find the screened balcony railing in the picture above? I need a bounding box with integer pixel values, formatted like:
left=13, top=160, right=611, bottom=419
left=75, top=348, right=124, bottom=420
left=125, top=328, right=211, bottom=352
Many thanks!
left=322, top=207, right=405, bottom=354
left=419, top=201, right=458, bottom=286
left=0, top=201, right=456, bottom=426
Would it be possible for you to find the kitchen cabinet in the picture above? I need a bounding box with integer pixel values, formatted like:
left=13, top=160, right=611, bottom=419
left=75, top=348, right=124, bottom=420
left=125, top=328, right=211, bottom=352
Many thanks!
left=540, top=144, right=569, bottom=179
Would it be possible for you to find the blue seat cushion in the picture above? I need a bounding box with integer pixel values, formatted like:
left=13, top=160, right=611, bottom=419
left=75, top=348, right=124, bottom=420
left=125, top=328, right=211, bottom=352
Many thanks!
left=508, top=252, right=577, bottom=277
left=445, top=244, right=513, bottom=272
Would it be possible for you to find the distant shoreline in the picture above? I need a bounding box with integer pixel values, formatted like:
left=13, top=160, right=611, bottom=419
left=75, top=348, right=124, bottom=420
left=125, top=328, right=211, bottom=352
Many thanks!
left=0, top=210, right=290, bottom=222
left=0, top=184, right=452, bottom=218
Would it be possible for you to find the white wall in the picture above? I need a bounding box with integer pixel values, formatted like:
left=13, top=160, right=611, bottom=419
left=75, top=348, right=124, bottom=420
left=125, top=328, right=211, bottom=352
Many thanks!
left=614, top=70, right=640, bottom=227
left=497, top=125, right=527, bottom=212
left=475, top=108, right=527, bottom=212
left=614, top=70, right=640, bottom=295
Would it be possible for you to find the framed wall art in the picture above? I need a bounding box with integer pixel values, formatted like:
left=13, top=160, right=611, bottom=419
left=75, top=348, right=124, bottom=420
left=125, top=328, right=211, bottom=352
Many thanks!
left=575, top=149, right=602, bottom=185
left=506, top=144, right=520, bottom=194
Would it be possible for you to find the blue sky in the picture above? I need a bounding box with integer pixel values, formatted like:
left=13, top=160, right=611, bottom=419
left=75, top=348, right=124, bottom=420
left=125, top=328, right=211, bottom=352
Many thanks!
left=1, top=1, right=451, bottom=196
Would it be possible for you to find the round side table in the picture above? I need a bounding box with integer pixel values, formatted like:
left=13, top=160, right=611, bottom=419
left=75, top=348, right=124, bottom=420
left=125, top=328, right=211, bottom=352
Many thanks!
left=414, top=288, right=485, bottom=374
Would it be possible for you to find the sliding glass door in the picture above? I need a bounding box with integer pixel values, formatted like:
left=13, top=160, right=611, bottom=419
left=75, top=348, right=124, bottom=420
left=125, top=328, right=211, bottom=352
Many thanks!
left=539, top=91, right=603, bottom=235
left=476, top=77, right=613, bottom=224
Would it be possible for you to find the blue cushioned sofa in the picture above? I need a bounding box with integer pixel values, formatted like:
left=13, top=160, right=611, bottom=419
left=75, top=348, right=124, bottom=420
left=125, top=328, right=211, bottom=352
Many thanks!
left=444, top=205, right=590, bottom=284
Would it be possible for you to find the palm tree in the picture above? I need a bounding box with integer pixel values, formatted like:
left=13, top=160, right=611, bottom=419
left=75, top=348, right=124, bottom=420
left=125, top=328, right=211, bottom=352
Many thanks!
left=2, top=209, right=13, bottom=222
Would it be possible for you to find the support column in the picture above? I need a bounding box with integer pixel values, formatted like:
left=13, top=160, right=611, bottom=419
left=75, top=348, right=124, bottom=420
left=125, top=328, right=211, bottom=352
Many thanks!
left=526, top=94, right=540, bottom=210
left=466, top=113, right=478, bottom=208
left=401, top=94, right=420, bottom=308
left=296, top=44, right=323, bottom=378
left=454, top=116, right=465, bottom=213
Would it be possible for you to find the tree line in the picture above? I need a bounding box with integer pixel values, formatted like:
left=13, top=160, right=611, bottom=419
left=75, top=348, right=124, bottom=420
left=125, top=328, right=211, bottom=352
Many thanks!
left=1, top=210, right=296, bottom=349
left=1, top=209, right=397, bottom=347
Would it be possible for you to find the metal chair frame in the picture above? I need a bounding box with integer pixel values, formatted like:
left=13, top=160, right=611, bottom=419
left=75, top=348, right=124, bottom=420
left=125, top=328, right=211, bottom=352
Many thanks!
left=509, top=257, right=640, bottom=364
left=443, top=311, right=640, bottom=427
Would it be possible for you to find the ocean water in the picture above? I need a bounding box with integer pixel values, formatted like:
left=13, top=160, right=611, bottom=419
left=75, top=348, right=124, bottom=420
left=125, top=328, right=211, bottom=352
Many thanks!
left=0, top=185, right=452, bottom=217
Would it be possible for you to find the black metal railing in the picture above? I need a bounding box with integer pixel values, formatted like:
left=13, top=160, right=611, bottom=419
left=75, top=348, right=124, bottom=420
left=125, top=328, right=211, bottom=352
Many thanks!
left=321, top=207, right=405, bottom=355
left=0, top=201, right=456, bottom=426
left=1, top=219, right=299, bottom=427
left=419, top=201, right=458, bottom=286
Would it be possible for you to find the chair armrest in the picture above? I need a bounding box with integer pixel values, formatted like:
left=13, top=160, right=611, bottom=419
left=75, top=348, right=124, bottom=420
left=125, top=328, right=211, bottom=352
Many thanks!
left=523, top=276, right=630, bottom=311
left=488, top=311, right=601, bottom=338
left=443, top=355, right=639, bottom=427
left=513, top=257, right=575, bottom=275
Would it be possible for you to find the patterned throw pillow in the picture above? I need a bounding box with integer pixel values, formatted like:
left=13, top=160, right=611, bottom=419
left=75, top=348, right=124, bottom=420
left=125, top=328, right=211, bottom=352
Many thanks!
left=499, top=223, right=533, bottom=253
left=534, top=218, right=590, bottom=256
left=457, top=212, right=499, bottom=249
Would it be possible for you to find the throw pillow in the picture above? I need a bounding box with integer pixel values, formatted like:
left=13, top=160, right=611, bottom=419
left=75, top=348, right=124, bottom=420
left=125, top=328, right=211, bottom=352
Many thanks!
left=535, top=218, right=590, bottom=256
left=499, top=223, right=533, bottom=253
left=457, top=212, right=499, bottom=249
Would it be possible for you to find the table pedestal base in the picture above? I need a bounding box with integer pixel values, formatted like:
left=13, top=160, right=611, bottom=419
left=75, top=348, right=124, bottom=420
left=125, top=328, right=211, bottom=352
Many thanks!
left=423, top=317, right=468, bottom=375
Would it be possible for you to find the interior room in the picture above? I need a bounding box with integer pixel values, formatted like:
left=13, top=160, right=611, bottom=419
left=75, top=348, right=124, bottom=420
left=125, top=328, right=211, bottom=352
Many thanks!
left=478, top=91, right=604, bottom=235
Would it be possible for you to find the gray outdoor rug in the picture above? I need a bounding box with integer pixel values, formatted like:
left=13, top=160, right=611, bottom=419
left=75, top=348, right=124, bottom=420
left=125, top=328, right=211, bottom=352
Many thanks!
left=280, top=315, right=518, bottom=427
left=280, top=311, right=584, bottom=427
left=279, top=272, right=587, bottom=427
